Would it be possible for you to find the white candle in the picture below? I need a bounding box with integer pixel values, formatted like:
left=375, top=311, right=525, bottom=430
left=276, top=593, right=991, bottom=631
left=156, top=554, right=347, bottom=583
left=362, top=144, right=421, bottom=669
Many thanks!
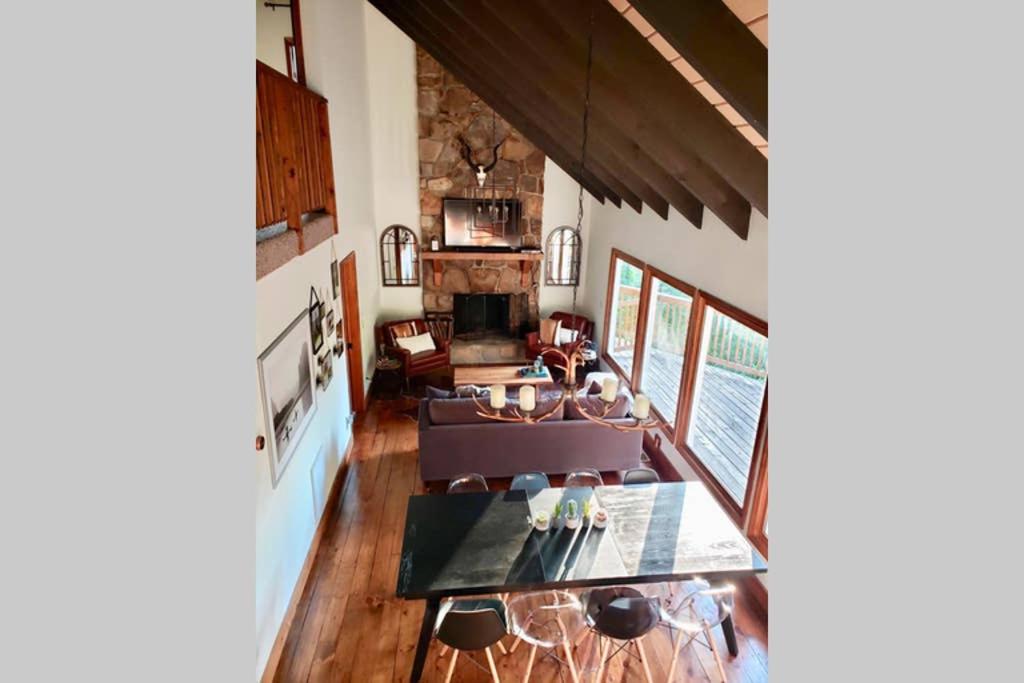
left=519, top=385, right=536, bottom=412
left=633, top=394, right=651, bottom=420
left=490, top=384, right=506, bottom=409
left=600, top=377, right=618, bottom=403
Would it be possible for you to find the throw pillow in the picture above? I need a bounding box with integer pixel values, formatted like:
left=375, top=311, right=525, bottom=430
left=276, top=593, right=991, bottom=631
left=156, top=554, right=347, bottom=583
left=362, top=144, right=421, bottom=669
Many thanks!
left=557, top=327, right=580, bottom=345
left=539, top=318, right=562, bottom=345
left=454, top=384, right=490, bottom=398
left=396, top=331, right=435, bottom=355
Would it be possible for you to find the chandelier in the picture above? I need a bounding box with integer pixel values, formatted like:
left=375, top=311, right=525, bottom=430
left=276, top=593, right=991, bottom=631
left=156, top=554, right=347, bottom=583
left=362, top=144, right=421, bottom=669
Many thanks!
left=459, top=108, right=516, bottom=237
left=470, top=0, right=662, bottom=433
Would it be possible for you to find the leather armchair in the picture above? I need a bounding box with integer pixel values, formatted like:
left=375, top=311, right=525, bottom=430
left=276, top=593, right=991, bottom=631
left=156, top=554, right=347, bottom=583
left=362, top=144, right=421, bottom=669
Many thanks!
left=526, top=311, right=594, bottom=365
left=380, top=318, right=451, bottom=385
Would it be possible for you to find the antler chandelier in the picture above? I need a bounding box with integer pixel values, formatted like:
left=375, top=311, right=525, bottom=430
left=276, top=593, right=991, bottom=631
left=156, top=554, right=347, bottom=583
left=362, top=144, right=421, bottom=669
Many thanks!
left=474, top=1, right=662, bottom=433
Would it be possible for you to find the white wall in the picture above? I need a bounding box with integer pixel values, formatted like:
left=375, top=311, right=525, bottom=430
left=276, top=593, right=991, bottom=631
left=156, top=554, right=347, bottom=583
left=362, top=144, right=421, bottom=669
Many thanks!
left=255, top=0, right=291, bottom=75
left=255, top=0, right=386, bottom=677
left=364, top=5, right=423, bottom=320
left=254, top=239, right=352, bottom=679
left=538, top=158, right=591, bottom=317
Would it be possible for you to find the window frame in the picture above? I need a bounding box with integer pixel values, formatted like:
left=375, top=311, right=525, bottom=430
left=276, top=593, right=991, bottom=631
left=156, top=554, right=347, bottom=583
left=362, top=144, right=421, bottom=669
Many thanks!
left=745, top=444, right=768, bottom=558
left=600, top=248, right=647, bottom=386
left=545, top=226, right=582, bottom=286
left=599, top=249, right=769, bottom=526
left=379, top=225, right=420, bottom=287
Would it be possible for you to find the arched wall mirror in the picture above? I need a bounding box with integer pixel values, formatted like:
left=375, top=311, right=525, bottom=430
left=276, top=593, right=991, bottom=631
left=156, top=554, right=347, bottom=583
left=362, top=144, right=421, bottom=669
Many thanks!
left=256, top=0, right=305, bottom=85
left=380, top=225, right=420, bottom=286
left=545, top=226, right=581, bottom=286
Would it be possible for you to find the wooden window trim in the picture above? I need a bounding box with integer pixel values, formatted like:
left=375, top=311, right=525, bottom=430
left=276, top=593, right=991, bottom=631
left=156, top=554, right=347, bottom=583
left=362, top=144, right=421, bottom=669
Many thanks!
left=290, top=0, right=307, bottom=86
left=746, top=444, right=768, bottom=558
left=600, top=248, right=647, bottom=385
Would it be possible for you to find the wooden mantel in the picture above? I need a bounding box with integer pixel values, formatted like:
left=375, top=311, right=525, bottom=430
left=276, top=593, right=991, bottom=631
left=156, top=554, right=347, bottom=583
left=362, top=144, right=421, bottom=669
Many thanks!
left=421, top=251, right=543, bottom=287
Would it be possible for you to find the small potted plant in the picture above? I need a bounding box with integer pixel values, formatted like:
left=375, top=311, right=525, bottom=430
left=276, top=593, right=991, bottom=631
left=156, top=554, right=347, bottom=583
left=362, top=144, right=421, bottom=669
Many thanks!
left=582, top=499, right=592, bottom=524
left=532, top=511, right=550, bottom=532
left=592, top=507, right=609, bottom=529
left=565, top=500, right=581, bottom=530
left=552, top=502, right=564, bottom=530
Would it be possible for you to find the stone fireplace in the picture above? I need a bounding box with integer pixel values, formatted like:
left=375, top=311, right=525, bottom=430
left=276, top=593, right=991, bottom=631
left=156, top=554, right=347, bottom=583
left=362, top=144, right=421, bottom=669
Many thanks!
left=417, top=47, right=545, bottom=331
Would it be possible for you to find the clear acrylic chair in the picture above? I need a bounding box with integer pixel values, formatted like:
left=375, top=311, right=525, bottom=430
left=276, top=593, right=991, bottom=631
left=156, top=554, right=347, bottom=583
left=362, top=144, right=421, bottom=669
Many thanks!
left=622, top=467, right=661, bottom=486
left=576, top=586, right=661, bottom=683
left=564, top=468, right=604, bottom=488
left=506, top=590, right=586, bottom=682
left=446, top=472, right=489, bottom=494
left=510, top=471, right=550, bottom=491
left=434, top=598, right=509, bottom=683
left=660, top=580, right=737, bottom=682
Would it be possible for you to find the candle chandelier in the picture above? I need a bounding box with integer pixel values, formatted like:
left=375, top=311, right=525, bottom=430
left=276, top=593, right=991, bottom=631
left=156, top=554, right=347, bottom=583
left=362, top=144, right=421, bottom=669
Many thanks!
left=472, top=0, right=662, bottom=434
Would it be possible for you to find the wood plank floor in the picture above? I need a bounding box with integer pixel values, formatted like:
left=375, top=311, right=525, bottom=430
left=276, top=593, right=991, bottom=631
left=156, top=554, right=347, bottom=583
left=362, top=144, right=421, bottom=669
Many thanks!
left=269, top=397, right=768, bottom=683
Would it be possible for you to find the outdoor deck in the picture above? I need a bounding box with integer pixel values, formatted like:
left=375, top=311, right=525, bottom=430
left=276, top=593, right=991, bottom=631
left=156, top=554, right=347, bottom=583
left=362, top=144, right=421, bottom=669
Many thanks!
left=613, top=347, right=765, bottom=504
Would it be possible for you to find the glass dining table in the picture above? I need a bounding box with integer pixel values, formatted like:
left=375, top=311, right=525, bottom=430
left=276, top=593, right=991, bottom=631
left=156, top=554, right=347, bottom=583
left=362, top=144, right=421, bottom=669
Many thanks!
left=396, top=480, right=767, bottom=682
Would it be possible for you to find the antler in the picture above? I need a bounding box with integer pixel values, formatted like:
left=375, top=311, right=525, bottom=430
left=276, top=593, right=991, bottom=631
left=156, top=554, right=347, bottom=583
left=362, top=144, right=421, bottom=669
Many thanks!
left=457, top=135, right=477, bottom=170
left=481, top=141, right=502, bottom=174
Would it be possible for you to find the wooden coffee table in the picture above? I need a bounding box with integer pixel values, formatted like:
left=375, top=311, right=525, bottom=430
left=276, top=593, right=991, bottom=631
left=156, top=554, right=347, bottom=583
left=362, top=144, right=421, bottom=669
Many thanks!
left=452, top=364, right=553, bottom=388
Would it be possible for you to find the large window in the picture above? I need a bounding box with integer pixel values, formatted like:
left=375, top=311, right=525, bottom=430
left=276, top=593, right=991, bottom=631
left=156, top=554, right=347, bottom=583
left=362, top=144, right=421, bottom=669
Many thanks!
left=602, top=250, right=644, bottom=379
left=637, top=270, right=695, bottom=432
left=600, top=249, right=768, bottom=524
left=686, top=298, right=768, bottom=506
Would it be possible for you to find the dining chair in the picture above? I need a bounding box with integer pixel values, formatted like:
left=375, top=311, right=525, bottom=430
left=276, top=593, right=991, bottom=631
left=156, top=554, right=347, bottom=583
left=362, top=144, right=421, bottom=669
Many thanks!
left=575, top=586, right=660, bottom=683
left=660, top=580, right=737, bottom=682
left=564, top=468, right=604, bottom=488
left=622, top=467, right=661, bottom=486
left=446, top=472, right=489, bottom=494
left=510, top=471, right=551, bottom=491
left=506, top=590, right=586, bottom=683
left=434, top=598, right=509, bottom=683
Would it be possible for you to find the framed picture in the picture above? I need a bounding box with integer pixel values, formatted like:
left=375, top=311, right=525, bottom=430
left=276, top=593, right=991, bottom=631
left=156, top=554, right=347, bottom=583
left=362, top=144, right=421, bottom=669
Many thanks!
left=309, top=287, right=323, bottom=353
left=258, top=312, right=318, bottom=487
left=331, top=259, right=339, bottom=300
left=324, top=310, right=335, bottom=335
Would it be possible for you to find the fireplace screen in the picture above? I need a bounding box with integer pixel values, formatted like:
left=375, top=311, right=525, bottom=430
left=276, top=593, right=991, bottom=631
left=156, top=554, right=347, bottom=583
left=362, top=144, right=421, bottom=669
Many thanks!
left=453, top=294, right=511, bottom=336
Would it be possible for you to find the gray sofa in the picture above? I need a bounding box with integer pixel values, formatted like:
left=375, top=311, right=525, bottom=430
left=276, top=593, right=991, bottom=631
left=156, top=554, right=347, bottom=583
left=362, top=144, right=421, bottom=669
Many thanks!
left=417, top=389, right=643, bottom=482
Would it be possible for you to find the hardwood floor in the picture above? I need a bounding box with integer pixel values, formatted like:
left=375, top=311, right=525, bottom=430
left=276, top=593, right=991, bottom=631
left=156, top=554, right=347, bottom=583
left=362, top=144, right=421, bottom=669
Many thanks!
left=269, top=397, right=768, bottom=683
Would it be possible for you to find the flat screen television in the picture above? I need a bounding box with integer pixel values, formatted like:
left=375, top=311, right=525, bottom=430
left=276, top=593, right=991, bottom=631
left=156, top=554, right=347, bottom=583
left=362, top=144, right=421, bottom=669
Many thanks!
left=443, top=198, right=522, bottom=250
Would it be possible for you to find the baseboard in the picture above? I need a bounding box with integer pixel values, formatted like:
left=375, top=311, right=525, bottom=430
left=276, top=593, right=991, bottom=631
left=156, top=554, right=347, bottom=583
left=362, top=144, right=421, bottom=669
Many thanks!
left=260, top=437, right=354, bottom=683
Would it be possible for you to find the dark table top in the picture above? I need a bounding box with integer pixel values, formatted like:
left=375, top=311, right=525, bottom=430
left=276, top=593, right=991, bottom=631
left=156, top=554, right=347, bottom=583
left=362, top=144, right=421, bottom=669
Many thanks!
left=396, top=481, right=767, bottom=599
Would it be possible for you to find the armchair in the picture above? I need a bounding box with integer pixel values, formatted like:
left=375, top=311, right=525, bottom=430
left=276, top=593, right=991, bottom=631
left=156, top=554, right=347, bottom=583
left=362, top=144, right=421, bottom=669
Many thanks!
left=380, top=318, right=450, bottom=388
left=526, top=311, right=594, bottom=366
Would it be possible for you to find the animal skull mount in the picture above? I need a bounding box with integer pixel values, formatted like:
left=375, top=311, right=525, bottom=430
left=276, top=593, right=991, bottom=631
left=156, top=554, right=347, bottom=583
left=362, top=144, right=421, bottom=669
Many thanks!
left=459, top=135, right=501, bottom=188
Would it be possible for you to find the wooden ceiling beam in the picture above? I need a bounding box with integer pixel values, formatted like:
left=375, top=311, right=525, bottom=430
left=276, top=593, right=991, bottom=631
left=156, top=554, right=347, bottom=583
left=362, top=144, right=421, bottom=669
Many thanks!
left=412, top=0, right=674, bottom=218
left=437, top=0, right=704, bottom=225
left=539, top=0, right=767, bottom=218
left=629, top=0, right=768, bottom=138
left=368, top=0, right=626, bottom=209
left=478, top=0, right=751, bottom=236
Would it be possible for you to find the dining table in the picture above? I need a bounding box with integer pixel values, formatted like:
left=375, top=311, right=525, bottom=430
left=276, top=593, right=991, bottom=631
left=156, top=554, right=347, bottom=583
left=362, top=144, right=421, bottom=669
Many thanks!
left=396, top=480, right=767, bottom=682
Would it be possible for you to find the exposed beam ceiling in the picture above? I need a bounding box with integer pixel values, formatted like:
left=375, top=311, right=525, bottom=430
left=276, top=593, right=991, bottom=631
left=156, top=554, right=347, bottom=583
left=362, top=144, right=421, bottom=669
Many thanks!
left=368, top=0, right=766, bottom=238
left=627, top=0, right=767, bottom=138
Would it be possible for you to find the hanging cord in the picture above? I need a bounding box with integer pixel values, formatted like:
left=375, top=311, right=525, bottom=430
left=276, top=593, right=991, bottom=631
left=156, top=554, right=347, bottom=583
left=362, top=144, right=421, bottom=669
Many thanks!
left=570, top=0, right=595, bottom=340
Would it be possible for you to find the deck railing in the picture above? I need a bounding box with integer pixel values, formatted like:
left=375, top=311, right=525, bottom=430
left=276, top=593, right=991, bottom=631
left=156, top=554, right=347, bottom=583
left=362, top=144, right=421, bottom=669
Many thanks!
left=612, top=285, right=768, bottom=379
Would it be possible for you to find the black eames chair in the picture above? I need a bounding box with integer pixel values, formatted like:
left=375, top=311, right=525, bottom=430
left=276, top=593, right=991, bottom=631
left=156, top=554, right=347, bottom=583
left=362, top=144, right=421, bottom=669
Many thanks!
left=434, top=599, right=509, bottom=682
left=577, top=586, right=660, bottom=683
left=622, top=467, right=661, bottom=486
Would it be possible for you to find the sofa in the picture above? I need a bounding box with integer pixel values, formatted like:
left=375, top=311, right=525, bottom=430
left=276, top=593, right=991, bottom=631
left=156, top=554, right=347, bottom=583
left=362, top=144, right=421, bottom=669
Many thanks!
left=417, top=386, right=642, bottom=482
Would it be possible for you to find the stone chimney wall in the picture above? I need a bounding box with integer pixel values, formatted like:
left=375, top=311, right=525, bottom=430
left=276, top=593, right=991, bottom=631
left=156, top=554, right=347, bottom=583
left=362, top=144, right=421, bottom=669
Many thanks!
left=416, top=47, right=545, bottom=329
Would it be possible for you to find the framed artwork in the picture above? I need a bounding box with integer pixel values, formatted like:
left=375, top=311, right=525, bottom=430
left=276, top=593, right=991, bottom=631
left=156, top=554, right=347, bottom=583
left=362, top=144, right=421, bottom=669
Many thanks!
left=324, top=310, right=335, bottom=335
left=331, top=259, right=339, bottom=300
left=258, top=312, right=318, bottom=486
left=309, top=287, right=323, bottom=353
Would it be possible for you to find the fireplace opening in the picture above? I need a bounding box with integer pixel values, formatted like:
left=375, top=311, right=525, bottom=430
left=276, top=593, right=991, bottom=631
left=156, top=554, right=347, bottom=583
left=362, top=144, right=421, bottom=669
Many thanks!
left=453, top=293, right=511, bottom=338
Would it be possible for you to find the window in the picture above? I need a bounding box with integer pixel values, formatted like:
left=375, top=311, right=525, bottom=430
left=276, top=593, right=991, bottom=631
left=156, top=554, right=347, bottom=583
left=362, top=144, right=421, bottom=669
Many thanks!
left=637, top=270, right=695, bottom=431
left=380, top=225, right=420, bottom=286
left=600, top=249, right=768, bottom=524
left=545, top=226, right=581, bottom=285
left=685, top=297, right=768, bottom=507
left=602, top=250, right=644, bottom=380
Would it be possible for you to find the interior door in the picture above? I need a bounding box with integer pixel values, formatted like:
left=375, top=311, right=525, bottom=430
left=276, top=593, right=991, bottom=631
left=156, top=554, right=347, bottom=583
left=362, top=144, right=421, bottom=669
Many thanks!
left=339, top=252, right=366, bottom=413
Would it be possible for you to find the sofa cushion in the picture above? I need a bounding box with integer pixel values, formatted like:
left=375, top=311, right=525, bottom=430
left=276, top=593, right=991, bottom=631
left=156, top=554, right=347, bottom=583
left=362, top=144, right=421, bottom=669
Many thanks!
left=428, top=395, right=565, bottom=425
left=539, top=318, right=562, bottom=345
left=425, top=385, right=455, bottom=399
left=566, top=387, right=633, bottom=420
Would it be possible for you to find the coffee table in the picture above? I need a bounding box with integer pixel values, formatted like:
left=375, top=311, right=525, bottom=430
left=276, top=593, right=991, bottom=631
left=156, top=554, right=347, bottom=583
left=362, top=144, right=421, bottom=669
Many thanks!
left=453, top=363, right=553, bottom=388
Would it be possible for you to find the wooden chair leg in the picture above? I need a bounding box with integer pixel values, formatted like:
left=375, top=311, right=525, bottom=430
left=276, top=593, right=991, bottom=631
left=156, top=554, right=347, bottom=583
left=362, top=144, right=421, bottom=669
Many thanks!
left=666, top=628, right=685, bottom=683
left=439, top=644, right=449, bottom=658
left=496, top=640, right=508, bottom=655
left=485, top=646, right=501, bottom=683
left=635, top=638, right=654, bottom=683
left=594, top=636, right=608, bottom=683
left=508, top=614, right=532, bottom=653
left=443, top=649, right=459, bottom=683
left=522, top=643, right=537, bottom=683
left=562, top=637, right=581, bottom=683
left=706, top=626, right=729, bottom=683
